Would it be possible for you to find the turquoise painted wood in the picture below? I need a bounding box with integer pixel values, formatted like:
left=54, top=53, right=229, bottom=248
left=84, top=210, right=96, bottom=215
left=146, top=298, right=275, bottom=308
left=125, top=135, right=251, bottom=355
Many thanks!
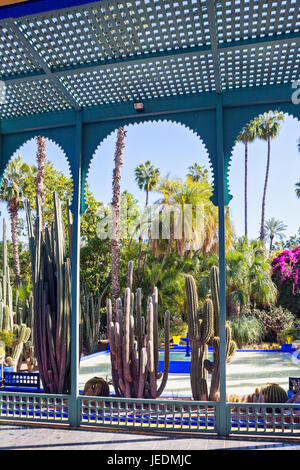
left=0, top=83, right=298, bottom=212
left=0, top=0, right=298, bottom=435
left=69, top=112, right=83, bottom=427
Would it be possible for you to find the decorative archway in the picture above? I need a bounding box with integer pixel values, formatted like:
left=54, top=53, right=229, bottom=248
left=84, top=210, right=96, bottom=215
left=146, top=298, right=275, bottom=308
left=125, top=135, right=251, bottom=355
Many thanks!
left=223, top=102, right=300, bottom=203
left=0, top=126, right=77, bottom=186
left=81, top=110, right=218, bottom=213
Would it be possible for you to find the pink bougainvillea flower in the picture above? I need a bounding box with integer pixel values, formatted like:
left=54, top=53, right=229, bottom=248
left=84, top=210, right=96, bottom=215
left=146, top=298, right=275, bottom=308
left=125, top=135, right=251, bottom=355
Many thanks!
left=271, top=247, right=300, bottom=295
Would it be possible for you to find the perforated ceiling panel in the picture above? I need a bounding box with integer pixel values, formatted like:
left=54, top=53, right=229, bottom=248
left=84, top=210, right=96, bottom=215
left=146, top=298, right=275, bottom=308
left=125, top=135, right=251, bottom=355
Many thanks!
left=0, top=0, right=299, bottom=118
left=17, top=0, right=211, bottom=70
left=220, top=41, right=299, bottom=89
left=1, top=79, right=73, bottom=118
left=216, top=0, right=299, bottom=43
left=0, top=23, right=42, bottom=77
left=59, top=52, right=216, bottom=107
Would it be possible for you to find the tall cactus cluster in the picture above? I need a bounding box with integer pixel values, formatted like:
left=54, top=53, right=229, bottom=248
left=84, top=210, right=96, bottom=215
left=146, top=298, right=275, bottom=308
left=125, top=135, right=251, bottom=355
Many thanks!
left=25, top=193, right=72, bottom=394
left=81, top=292, right=101, bottom=355
left=6, top=324, right=31, bottom=370
left=0, top=219, right=13, bottom=330
left=15, top=292, right=34, bottom=329
left=185, top=266, right=236, bottom=401
left=0, top=305, right=31, bottom=372
left=14, top=290, right=36, bottom=371
left=0, top=219, right=32, bottom=371
left=107, top=261, right=170, bottom=398
left=0, top=305, right=13, bottom=332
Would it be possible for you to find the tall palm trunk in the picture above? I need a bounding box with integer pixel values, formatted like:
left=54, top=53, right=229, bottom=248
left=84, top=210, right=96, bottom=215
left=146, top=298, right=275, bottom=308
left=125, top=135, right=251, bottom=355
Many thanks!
left=244, top=139, right=248, bottom=238
left=260, top=136, right=271, bottom=243
left=35, top=136, right=46, bottom=217
left=137, top=188, right=149, bottom=282
left=111, top=127, right=126, bottom=316
left=269, top=234, right=274, bottom=253
left=154, top=237, right=172, bottom=287
left=9, top=199, right=21, bottom=286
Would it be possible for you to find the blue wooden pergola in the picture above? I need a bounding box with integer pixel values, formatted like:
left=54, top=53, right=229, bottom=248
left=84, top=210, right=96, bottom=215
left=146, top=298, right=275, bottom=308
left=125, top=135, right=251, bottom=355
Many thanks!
left=0, top=0, right=299, bottom=435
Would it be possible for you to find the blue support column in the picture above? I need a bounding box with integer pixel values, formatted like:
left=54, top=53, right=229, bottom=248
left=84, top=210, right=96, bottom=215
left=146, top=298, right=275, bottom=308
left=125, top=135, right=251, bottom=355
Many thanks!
left=215, top=95, right=231, bottom=436
left=69, top=111, right=82, bottom=427
left=0, top=120, right=3, bottom=185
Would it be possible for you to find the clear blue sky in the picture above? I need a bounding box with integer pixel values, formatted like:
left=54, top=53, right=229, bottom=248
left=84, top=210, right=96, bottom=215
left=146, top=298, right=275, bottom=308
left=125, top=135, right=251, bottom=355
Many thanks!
left=0, top=114, right=299, bottom=242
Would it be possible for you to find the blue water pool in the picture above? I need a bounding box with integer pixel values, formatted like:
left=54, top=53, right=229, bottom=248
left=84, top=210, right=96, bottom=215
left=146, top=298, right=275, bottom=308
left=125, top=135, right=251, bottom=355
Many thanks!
left=79, top=349, right=300, bottom=398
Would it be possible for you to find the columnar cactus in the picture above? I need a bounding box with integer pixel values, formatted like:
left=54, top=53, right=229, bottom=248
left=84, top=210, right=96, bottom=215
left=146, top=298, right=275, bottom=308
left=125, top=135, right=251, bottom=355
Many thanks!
left=1, top=305, right=13, bottom=332
left=210, top=265, right=220, bottom=337
left=0, top=217, right=33, bottom=371
left=0, top=219, right=16, bottom=334
left=204, top=322, right=236, bottom=401
left=0, top=218, right=14, bottom=329
left=185, top=275, right=212, bottom=401
left=81, top=292, right=101, bottom=355
left=6, top=323, right=31, bottom=371
left=185, top=266, right=236, bottom=401
left=23, top=340, right=38, bottom=372
left=107, top=261, right=170, bottom=399
left=25, top=193, right=72, bottom=394
left=15, top=294, right=34, bottom=330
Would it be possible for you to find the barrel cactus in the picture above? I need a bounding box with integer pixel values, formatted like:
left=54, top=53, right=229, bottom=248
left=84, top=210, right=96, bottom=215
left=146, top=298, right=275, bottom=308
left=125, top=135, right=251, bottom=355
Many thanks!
left=261, top=383, right=288, bottom=403
left=83, top=377, right=110, bottom=397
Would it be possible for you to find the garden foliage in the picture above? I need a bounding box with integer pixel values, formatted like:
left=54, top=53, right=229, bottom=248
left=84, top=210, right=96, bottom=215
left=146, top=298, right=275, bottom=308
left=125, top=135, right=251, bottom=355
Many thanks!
left=272, top=247, right=300, bottom=316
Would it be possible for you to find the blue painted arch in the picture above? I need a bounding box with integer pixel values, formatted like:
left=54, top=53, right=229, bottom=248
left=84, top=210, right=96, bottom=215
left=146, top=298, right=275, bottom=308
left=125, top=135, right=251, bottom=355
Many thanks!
left=223, top=101, right=300, bottom=203
left=81, top=109, right=218, bottom=213
left=0, top=126, right=77, bottom=186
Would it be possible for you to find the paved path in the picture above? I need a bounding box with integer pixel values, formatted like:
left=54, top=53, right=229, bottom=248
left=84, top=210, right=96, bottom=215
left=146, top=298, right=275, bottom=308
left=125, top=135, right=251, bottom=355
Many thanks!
left=0, top=424, right=299, bottom=451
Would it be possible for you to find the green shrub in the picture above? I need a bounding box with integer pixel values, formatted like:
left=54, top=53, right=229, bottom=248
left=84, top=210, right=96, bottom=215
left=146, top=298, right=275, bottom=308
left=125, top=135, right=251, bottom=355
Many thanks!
left=253, top=306, right=295, bottom=340
left=169, top=311, right=187, bottom=337
left=0, top=330, right=15, bottom=348
left=229, top=315, right=265, bottom=349
left=277, top=325, right=300, bottom=345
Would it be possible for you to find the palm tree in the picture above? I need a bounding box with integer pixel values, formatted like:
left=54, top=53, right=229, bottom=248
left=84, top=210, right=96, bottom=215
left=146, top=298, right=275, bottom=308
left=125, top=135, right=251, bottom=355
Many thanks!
left=295, top=181, right=300, bottom=199
left=291, top=139, right=300, bottom=201
left=152, top=175, right=233, bottom=286
left=226, top=238, right=277, bottom=317
left=257, top=111, right=284, bottom=243
left=187, top=163, right=208, bottom=183
left=265, top=217, right=287, bottom=252
left=0, top=155, right=34, bottom=285
left=134, top=161, right=160, bottom=275
left=236, top=119, right=258, bottom=238
left=135, top=160, right=160, bottom=207
left=110, top=127, right=126, bottom=312
left=35, top=136, right=46, bottom=216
